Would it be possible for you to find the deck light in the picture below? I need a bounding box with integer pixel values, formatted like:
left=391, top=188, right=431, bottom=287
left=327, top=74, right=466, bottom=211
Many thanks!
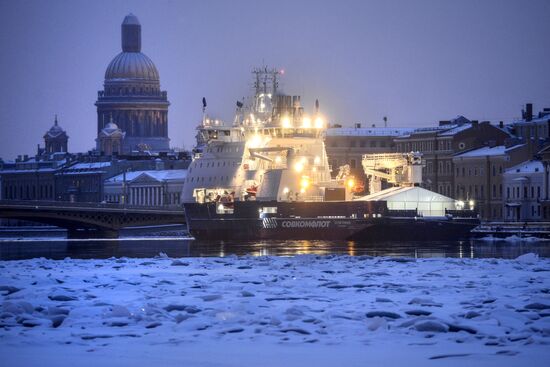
left=302, top=117, right=311, bottom=128
left=282, top=116, right=291, bottom=128
left=314, top=116, right=324, bottom=128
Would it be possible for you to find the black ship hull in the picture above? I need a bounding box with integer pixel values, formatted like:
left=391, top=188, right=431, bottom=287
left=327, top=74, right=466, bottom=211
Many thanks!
left=184, top=201, right=479, bottom=241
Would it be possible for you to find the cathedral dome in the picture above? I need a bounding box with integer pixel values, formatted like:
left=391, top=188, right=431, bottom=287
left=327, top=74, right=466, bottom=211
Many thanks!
left=105, top=52, right=159, bottom=81
left=44, top=115, right=67, bottom=138
left=99, top=116, right=124, bottom=137
left=104, top=14, right=160, bottom=82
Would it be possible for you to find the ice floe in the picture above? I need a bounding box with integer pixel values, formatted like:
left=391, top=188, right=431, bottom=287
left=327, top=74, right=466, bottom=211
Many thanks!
left=1, top=253, right=549, bottom=366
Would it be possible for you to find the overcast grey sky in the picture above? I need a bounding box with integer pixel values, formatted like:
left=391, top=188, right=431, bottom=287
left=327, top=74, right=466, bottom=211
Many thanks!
left=1, top=0, right=549, bottom=159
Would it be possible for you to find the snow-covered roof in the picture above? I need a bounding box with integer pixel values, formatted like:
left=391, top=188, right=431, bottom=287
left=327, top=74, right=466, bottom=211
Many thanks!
left=504, top=160, right=543, bottom=174
left=106, top=169, right=187, bottom=183
left=512, top=116, right=550, bottom=125
left=454, top=145, right=507, bottom=158
left=453, top=144, right=524, bottom=159
left=325, top=127, right=415, bottom=137
left=438, top=124, right=472, bottom=136
left=395, top=125, right=456, bottom=138
left=67, top=162, right=112, bottom=170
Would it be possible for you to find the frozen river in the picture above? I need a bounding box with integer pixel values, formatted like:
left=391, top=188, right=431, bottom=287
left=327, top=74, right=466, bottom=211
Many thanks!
left=1, top=235, right=549, bottom=366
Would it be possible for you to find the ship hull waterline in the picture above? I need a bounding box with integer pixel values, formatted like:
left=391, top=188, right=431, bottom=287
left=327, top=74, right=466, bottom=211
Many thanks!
left=186, top=216, right=478, bottom=241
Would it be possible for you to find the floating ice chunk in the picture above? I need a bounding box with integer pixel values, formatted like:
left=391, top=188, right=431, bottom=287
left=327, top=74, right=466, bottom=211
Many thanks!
left=109, top=305, right=131, bottom=318
left=19, top=317, right=43, bottom=328
left=48, top=294, right=77, bottom=302
left=280, top=328, right=311, bottom=335
left=164, top=304, right=201, bottom=314
left=50, top=315, right=65, bottom=328
left=171, top=259, right=189, bottom=266
left=516, top=253, right=539, bottom=264
left=199, top=294, right=222, bottom=302
left=408, top=297, right=443, bottom=307
left=525, top=303, right=550, bottom=310
left=0, top=285, right=21, bottom=296
left=405, top=309, right=432, bottom=316
left=2, top=301, right=33, bottom=315
left=47, top=306, right=70, bottom=316
left=446, top=323, right=477, bottom=334
left=415, top=320, right=449, bottom=333
left=367, top=316, right=387, bottom=331
left=366, top=311, right=401, bottom=319
left=463, top=311, right=481, bottom=319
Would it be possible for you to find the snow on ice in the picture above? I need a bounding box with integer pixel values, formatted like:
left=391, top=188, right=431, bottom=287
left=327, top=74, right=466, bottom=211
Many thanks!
left=0, top=254, right=549, bottom=366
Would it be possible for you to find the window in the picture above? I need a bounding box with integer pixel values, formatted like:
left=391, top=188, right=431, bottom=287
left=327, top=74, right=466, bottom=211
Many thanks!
left=537, top=186, right=541, bottom=198
left=507, top=187, right=510, bottom=199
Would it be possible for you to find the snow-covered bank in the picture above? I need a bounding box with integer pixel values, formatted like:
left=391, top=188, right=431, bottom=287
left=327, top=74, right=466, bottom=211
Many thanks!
left=1, top=254, right=549, bottom=366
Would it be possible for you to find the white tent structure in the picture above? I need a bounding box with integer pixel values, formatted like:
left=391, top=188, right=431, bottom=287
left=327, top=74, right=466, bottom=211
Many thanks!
left=356, top=186, right=458, bottom=217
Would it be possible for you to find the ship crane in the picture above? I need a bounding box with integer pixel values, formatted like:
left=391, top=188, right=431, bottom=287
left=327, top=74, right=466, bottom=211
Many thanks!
left=361, top=152, right=423, bottom=194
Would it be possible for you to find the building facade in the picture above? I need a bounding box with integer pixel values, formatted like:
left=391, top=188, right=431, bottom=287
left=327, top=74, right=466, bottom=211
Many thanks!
left=502, top=160, right=545, bottom=222
left=103, top=169, right=187, bottom=206
left=0, top=154, right=67, bottom=201
left=95, top=14, right=170, bottom=154
left=511, top=103, right=550, bottom=143
left=452, top=143, right=529, bottom=221
left=395, top=118, right=510, bottom=198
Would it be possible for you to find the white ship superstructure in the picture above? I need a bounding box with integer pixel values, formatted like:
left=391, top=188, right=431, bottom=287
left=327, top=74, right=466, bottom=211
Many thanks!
left=183, top=67, right=345, bottom=208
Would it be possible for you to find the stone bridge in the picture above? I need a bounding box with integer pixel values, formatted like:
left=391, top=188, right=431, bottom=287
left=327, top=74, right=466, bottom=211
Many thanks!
left=0, top=200, right=186, bottom=238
